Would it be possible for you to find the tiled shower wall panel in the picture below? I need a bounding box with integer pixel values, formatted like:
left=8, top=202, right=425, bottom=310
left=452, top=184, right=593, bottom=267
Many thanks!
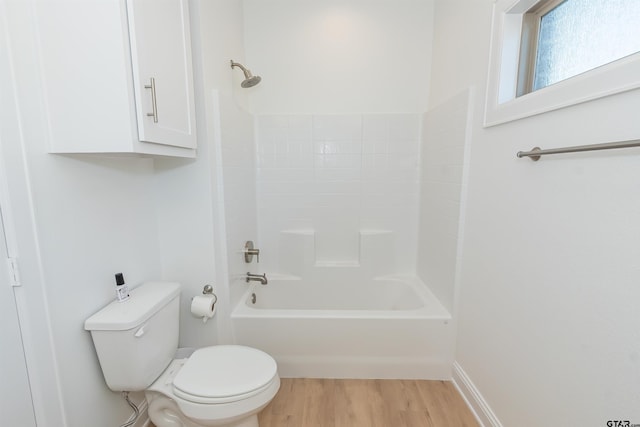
left=220, top=104, right=259, bottom=307
left=255, top=114, right=421, bottom=274
left=417, top=90, right=471, bottom=313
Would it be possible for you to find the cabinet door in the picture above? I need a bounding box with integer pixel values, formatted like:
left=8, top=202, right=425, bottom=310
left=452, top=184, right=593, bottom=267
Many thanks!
left=127, top=0, right=196, bottom=149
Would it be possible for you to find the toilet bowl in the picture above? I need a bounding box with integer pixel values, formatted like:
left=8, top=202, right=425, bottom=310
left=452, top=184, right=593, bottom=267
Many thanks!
left=145, top=345, right=280, bottom=427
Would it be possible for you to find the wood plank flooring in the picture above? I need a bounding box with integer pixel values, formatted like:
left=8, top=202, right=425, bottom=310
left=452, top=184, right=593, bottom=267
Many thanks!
left=257, top=378, right=479, bottom=427
left=149, top=378, right=478, bottom=427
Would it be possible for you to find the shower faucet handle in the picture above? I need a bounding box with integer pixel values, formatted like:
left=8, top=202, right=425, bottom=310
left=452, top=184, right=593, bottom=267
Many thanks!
left=244, top=240, right=260, bottom=263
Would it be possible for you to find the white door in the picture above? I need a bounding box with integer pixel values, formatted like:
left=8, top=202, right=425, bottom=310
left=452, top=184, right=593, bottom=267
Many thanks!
left=0, top=207, right=37, bottom=426
left=127, top=0, right=197, bottom=149
left=1, top=4, right=38, bottom=423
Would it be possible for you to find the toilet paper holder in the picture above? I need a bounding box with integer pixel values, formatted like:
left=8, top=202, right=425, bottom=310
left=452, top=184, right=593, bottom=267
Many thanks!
left=202, top=285, right=217, bottom=304
left=191, top=285, right=218, bottom=324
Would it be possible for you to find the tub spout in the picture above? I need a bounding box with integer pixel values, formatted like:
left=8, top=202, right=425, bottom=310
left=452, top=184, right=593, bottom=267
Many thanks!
left=246, top=272, right=268, bottom=285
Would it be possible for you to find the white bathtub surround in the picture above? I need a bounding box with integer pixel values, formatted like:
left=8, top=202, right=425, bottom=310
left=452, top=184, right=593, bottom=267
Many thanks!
left=256, top=113, right=421, bottom=275
left=248, top=113, right=458, bottom=379
left=278, top=229, right=396, bottom=277
left=232, top=275, right=452, bottom=379
left=418, top=89, right=474, bottom=314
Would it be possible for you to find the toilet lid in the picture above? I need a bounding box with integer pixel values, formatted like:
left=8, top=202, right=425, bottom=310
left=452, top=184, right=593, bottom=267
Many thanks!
left=173, top=345, right=278, bottom=401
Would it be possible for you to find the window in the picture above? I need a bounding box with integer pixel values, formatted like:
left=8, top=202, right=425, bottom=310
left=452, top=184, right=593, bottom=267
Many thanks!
left=521, top=0, right=640, bottom=94
left=485, top=0, right=640, bottom=126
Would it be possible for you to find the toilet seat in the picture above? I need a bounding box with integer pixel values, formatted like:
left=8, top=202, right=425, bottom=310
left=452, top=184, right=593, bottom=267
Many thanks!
left=172, top=345, right=278, bottom=405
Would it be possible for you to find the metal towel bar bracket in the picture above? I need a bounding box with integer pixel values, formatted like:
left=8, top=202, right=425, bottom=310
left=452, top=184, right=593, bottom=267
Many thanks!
left=517, top=139, right=640, bottom=161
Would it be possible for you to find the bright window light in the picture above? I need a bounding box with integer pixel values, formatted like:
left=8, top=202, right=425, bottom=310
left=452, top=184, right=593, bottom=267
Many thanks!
left=531, top=0, right=640, bottom=91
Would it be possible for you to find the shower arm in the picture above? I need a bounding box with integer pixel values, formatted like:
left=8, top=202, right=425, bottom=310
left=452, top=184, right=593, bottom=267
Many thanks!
left=230, top=60, right=250, bottom=77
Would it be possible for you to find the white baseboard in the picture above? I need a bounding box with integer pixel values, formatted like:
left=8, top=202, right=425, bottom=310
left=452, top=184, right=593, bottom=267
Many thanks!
left=452, top=362, right=503, bottom=427
left=277, top=355, right=452, bottom=380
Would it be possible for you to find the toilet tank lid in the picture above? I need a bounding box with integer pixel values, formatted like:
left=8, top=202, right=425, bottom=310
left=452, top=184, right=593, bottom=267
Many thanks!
left=84, top=282, right=181, bottom=331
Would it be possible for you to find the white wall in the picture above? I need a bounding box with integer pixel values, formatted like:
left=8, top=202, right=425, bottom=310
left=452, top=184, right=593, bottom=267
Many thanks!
left=0, top=9, right=66, bottom=424
left=188, top=0, right=259, bottom=316
left=243, top=0, right=434, bottom=114
left=430, top=0, right=640, bottom=425
left=3, top=0, right=257, bottom=425
left=154, top=0, right=260, bottom=342
left=151, top=0, right=259, bottom=346
left=4, top=3, right=162, bottom=426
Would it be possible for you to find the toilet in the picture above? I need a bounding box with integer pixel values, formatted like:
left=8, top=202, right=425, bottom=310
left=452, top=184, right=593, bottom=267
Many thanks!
left=84, top=281, right=280, bottom=427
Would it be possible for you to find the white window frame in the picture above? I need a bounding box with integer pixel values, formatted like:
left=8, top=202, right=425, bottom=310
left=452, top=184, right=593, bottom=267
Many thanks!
left=516, top=0, right=563, bottom=96
left=484, top=0, right=640, bottom=127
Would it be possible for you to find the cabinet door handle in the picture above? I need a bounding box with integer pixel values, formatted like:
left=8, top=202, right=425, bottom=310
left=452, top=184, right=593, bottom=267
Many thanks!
left=144, top=77, right=158, bottom=123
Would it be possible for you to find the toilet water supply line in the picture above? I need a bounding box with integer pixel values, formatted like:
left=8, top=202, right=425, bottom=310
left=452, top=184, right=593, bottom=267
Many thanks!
left=119, top=392, right=140, bottom=427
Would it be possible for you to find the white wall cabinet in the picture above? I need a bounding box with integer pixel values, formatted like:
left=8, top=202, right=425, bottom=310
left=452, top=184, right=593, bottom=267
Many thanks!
left=36, top=0, right=197, bottom=157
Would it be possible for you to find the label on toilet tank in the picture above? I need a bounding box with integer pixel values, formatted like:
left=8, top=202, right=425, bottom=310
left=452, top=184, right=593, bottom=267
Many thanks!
left=116, top=284, right=130, bottom=302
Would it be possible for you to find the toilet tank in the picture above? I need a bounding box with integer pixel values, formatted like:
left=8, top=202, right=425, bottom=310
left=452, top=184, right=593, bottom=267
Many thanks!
left=84, top=281, right=181, bottom=391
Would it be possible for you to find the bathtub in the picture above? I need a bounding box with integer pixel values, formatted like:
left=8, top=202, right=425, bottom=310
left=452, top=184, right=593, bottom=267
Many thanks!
left=231, top=275, right=454, bottom=379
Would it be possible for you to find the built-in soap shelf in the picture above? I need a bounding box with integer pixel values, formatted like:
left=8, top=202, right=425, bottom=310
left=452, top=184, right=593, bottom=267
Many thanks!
left=278, top=229, right=396, bottom=279
left=314, top=261, right=360, bottom=268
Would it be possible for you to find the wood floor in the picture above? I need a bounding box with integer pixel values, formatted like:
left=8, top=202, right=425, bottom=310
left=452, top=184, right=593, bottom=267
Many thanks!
left=257, top=378, right=479, bottom=427
left=149, top=378, right=478, bottom=427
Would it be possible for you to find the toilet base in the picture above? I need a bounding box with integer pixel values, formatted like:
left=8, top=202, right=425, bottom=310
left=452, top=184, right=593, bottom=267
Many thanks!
left=150, top=410, right=258, bottom=427
left=147, top=392, right=263, bottom=427
left=221, top=414, right=258, bottom=427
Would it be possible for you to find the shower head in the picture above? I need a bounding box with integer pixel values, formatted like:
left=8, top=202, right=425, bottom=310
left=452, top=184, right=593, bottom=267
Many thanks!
left=241, top=75, right=261, bottom=88
left=230, top=60, right=262, bottom=88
